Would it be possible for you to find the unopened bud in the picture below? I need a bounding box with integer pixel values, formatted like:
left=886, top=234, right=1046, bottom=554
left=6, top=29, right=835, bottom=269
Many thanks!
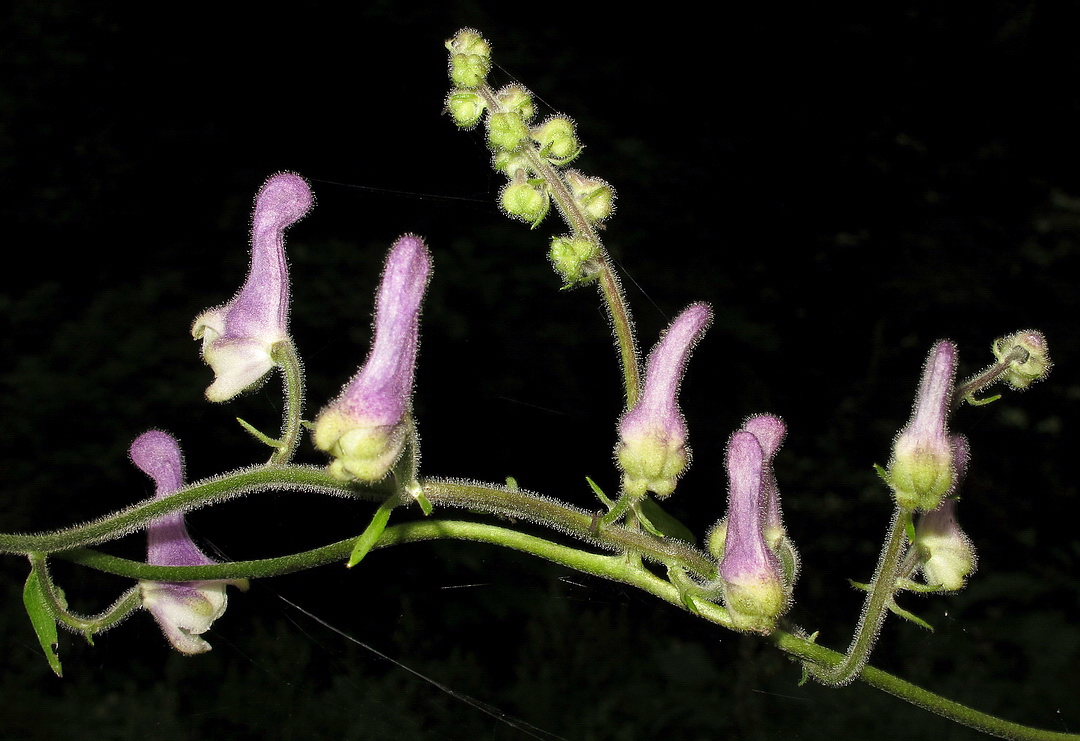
left=565, top=170, right=615, bottom=222
left=993, top=330, right=1051, bottom=389
left=531, top=116, right=580, bottom=165
left=447, top=90, right=486, bottom=128
left=549, top=235, right=599, bottom=285
left=446, top=29, right=491, bottom=89
left=488, top=111, right=529, bottom=152
left=500, top=176, right=550, bottom=226
left=496, top=84, right=535, bottom=122
left=493, top=150, right=532, bottom=178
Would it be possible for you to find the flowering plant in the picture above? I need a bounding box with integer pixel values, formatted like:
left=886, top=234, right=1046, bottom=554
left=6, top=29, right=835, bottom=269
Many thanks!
left=0, top=25, right=1073, bottom=741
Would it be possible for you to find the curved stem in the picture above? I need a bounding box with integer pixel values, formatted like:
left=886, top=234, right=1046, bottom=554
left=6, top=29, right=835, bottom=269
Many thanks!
left=270, top=338, right=305, bottom=464
left=474, top=83, right=642, bottom=407
left=54, top=520, right=1078, bottom=741
left=809, top=507, right=911, bottom=686
left=28, top=553, right=142, bottom=636
left=773, top=632, right=1079, bottom=741
left=0, top=465, right=356, bottom=554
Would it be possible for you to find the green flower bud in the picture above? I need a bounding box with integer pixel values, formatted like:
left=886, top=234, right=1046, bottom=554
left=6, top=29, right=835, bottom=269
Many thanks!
left=488, top=111, right=529, bottom=152
left=531, top=116, right=581, bottom=165
left=993, top=330, right=1051, bottom=389
left=493, top=150, right=533, bottom=178
left=549, top=235, right=599, bottom=285
left=496, top=84, right=535, bottom=123
left=446, top=29, right=491, bottom=89
left=500, top=176, right=550, bottom=226
left=446, top=90, right=486, bottom=128
left=566, top=170, right=615, bottom=222
left=445, top=28, right=491, bottom=57
left=449, top=53, right=490, bottom=89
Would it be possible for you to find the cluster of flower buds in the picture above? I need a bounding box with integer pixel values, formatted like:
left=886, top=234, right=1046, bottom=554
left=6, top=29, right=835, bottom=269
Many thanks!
left=708, top=416, right=796, bottom=634
left=313, top=235, right=432, bottom=483
left=616, top=304, right=712, bottom=498
left=130, top=431, right=243, bottom=654
left=444, top=29, right=614, bottom=288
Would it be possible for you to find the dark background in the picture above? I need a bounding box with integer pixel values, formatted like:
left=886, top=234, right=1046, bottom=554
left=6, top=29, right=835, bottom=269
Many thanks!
left=1, top=2, right=1078, bottom=739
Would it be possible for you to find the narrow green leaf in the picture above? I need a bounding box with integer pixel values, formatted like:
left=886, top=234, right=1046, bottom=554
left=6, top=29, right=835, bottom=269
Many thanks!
left=585, top=477, right=614, bottom=508
left=22, top=571, right=62, bottom=677
left=347, top=499, right=396, bottom=567
left=638, top=497, right=697, bottom=543
left=887, top=600, right=935, bottom=631
left=236, top=417, right=285, bottom=448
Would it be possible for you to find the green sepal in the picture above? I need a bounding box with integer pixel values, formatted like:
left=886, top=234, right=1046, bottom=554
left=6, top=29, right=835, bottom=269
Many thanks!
left=873, top=463, right=891, bottom=485
left=797, top=632, right=821, bottom=686
left=904, top=514, right=917, bottom=545
left=897, top=577, right=947, bottom=594
left=638, top=497, right=697, bottom=544
left=347, top=497, right=396, bottom=568
left=236, top=417, right=285, bottom=449
left=23, top=570, right=62, bottom=677
left=666, top=565, right=702, bottom=614
left=964, top=392, right=1001, bottom=407
left=414, top=491, right=434, bottom=516
left=887, top=600, right=935, bottom=631
left=585, top=476, right=615, bottom=509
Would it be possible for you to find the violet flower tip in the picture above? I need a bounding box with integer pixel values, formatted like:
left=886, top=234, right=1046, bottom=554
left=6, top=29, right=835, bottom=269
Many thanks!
left=256, top=172, right=314, bottom=230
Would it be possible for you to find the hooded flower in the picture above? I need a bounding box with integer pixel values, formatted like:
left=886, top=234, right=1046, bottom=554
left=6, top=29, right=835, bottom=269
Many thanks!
left=718, top=430, right=786, bottom=634
left=888, top=340, right=957, bottom=511
left=130, top=430, right=232, bottom=654
left=192, top=172, right=313, bottom=402
left=616, top=303, right=712, bottom=498
left=314, top=235, right=433, bottom=482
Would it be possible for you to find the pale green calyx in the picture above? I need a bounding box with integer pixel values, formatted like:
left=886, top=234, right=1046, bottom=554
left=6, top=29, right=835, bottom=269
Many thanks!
left=531, top=116, right=581, bottom=165
left=488, top=111, right=529, bottom=152
left=447, top=90, right=486, bottom=128
left=565, top=170, right=615, bottom=222
left=549, top=235, right=600, bottom=286
left=496, top=84, right=535, bottom=122
left=501, top=174, right=550, bottom=226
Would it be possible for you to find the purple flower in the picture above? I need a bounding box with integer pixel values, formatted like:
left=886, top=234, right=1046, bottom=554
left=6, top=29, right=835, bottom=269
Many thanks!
left=888, top=341, right=957, bottom=511
left=616, top=303, right=712, bottom=498
left=718, top=430, right=786, bottom=634
left=192, top=173, right=313, bottom=402
left=314, top=235, right=432, bottom=482
left=130, top=430, right=232, bottom=654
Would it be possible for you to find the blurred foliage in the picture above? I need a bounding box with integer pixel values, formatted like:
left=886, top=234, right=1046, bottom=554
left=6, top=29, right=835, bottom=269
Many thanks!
left=2, top=1, right=1079, bottom=739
